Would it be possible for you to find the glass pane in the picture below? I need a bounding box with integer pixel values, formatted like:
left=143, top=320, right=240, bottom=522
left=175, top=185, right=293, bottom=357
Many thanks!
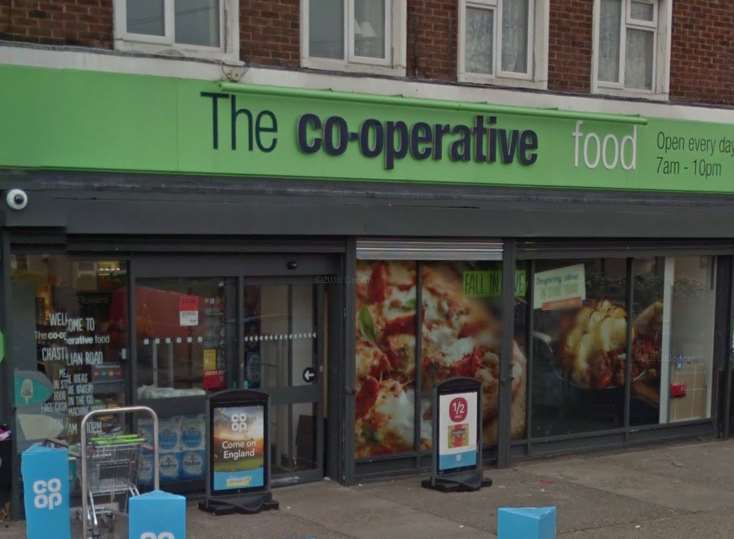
left=668, top=256, right=716, bottom=422
left=354, top=261, right=416, bottom=458
left=175, top=0, right=220, bottom=47
left=630, top=257, right=664, bottom=426
left=630, top=0, right=654, bottom=21
left=598, top=0, right=621, bottom=83
left=243, top=283, right=318, bottom=391
left=271, top=403, right=318, bottom=474
left=354, top=0, right=387, bottom=59
left=309, top=0, right=344, bottom=59
left=513, top=262, right=530, bottom=440
left=501, top=0, right=529, bottom=73
left=136, top=278, right=235, bottom=399
left=465, top=7, right=494, bottom=74
left=420, top=261, right=524, bottom=449
left=531, top=259, right=627, bottom=437
left=127, top=0, right=165, bottom=36
left=10, top=256, right=129, bottom=445
left=625, top=28, right=654, bottom=90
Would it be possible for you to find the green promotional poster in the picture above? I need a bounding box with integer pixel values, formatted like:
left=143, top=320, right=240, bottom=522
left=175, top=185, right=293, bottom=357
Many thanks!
left=1, top=65, right=733, bottom=193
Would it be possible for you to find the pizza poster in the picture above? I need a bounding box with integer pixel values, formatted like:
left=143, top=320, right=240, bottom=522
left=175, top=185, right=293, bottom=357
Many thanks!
left=211, top=405, right=265, bottom=491
left=438, top=391, right=478, bottom=472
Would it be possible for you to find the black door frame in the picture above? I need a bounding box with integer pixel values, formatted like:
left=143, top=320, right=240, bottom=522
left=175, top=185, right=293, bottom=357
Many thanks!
left=131, top=253, right=341, bottom=487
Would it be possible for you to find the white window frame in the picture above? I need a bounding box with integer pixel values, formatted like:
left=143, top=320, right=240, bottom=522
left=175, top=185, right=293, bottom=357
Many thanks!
left=301, top=0, right=407, bottom=76
left=113, top=0, right=240, bottom=63
left=592, top=0, right=672, bottom=101
left=457, top=0, right=549, bottom=90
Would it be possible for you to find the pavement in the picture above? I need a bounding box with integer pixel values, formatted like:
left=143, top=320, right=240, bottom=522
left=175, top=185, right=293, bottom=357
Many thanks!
left=4, top=438, right=734, bottom=538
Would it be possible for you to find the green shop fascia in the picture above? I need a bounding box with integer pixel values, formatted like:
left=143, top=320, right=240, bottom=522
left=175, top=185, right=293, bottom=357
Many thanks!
left=2, top=64, right=734, bottom=516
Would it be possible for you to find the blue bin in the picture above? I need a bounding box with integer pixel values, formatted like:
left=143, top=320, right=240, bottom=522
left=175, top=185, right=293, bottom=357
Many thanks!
left=498, top=506, right=556, bottom=539
left=21, top=444, right=71, bottom=539
left=129, top=490, right=186, bottom=539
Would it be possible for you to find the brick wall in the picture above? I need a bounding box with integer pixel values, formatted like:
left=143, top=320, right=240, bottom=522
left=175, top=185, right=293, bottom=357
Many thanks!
left=547, top=0, right=593, bottom=93
left=407, top=0, right=456, bottom=82
left=669, top=0, right=734, bottom=106
left=240, top=0, right=299, bottom=68
left=0, top=0, right=113, bottom=49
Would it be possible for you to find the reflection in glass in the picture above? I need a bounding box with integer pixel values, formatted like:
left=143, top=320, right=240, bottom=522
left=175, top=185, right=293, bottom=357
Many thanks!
left=465, top=7, right=494, bottom=74
left=309, top=0, right=344, bottom=59
left=176, top=0, right=220, bottom=47
left=354, top=0, right=386, bottom=59
left=127, top=0, right=165, bottom=36
left=531, top=259, right=627, bottom=437
left=667, top=256, right=716, bottom=422
left=10, top=256, right=128, bottom=444
left=136, top=278, right=235, bottom=399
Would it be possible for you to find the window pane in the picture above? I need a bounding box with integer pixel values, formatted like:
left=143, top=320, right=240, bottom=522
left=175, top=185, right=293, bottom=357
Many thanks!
left=127, top=0, right=165, bottom=36
left=501, top=0, right=529, bottom=73
left=136, top=277, right=236, bottom=399
left=630, top=0, right=654, bottom=21
left=419, top=262, right=526, bottom=449
left=354, top=0, right=387, bottom=59
left=531, top=259, right=627, bottom=437
left=630, top=257, right=664, bottom=426
left=625, top=28, right=654, bottom=90
left=668, top=256, right=716, bottom=422
left=309, top=0, right=344, bottom=59
left=598, top=0, right=621, bottom=83
left=175, top=0, right=220, bottom=47
left=10, top=256, right=129, bottom=445
left=465, top=7, right=494, bottom=74
left=355, top=261, right=416, bottom=458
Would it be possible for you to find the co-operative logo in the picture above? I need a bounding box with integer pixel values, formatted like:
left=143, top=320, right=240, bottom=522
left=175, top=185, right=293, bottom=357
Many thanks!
left=140, top=533, right=175, bottom=539
left=230, top=413, right=248, bottom=433
left=32, top=479, right=62, bottom=510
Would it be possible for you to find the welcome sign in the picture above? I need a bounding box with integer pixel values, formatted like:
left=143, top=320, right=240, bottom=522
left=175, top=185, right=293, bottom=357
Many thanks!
left=3, top=65, right=734, bottom=193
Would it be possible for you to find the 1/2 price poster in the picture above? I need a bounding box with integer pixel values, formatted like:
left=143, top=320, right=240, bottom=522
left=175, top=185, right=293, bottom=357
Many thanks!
left=438, top=391, right=478, bottom=472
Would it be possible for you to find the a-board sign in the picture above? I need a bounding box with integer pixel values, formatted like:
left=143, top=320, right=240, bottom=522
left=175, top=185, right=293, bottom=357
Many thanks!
left=207, top=390, right=269, bottom=496
left=201, top=389, right=278, bottom=515
left=423, top=377, right=487, bottom=492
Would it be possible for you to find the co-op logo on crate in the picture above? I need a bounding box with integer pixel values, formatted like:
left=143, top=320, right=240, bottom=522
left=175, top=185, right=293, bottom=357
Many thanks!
left=140, top=533, right=175, bottom=539
left=32, top=478, right=62, bottom=510
left=230, top=413, right=249, bottom=433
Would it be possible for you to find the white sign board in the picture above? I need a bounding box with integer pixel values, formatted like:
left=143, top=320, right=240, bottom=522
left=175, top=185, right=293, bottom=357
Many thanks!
left=533, top=263, right=586, bottom=310
left=438, top=391, right=478, bottom=472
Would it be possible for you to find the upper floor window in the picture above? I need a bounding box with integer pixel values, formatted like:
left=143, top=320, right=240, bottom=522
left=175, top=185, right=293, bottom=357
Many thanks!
left=301, top=0, right=407, bottom=76
left=114, top=0, right=240, bottom=62
left=593, top=0, right=671, bottom=99
left=457, top=0, right=549, bottom=89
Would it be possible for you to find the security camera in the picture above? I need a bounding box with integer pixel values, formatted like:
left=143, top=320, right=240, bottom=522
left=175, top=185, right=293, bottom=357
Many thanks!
left=6, top=189, right=28, bottom=211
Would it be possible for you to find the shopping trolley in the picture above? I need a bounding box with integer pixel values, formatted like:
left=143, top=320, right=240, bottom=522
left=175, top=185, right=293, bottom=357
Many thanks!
left=80, top=406, right=160, bottom=539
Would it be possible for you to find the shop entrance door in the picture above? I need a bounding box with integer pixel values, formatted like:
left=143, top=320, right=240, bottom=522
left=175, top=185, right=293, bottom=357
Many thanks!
left=132, top=255, right=337, bottom=489
left=242, top=277, right=327, bottom=484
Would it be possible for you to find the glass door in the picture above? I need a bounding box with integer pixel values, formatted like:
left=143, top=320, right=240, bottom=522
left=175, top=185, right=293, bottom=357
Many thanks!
left=242, top=278, right=326, bottom=484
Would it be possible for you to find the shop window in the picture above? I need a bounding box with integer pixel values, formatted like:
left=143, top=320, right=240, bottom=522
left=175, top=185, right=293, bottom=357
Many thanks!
left=136, top=277, right=236, bottom=400
left=593, top=0, right=671, bottom=100
left=10, top=256, right=129, bottom=445
left=531, top=258, right=627, bottom=437
left=301, top=0, right=407, bottom=76
left=354, top=259, right=528, bottom=459
left=457, top=0, right=549, bottom=89
left=354, top=260, right=417, bottom=458
left=113, top=0, right=240, bottom=62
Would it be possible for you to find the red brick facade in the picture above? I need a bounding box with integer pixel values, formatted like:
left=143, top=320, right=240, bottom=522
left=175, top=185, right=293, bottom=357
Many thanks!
left=240, top=0, right=299, bottom=68
left=669, top=0, right=734, bottom=106
left=547, top=0, right=593, bottom=94
left=1, top=0, right=733, bottom=107
left=0, top=0, right=113, bottom=49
